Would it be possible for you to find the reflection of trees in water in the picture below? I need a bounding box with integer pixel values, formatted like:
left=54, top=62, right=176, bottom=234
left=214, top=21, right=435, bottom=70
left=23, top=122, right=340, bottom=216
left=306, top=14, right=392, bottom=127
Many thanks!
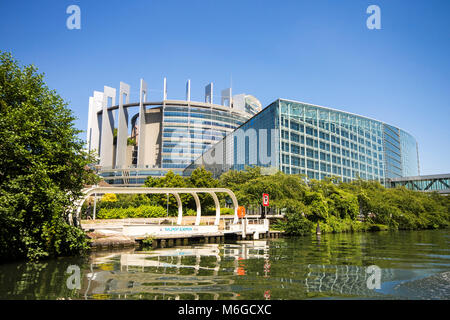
left=0, top=256, right=88, bottom=299
left=266, top=233, right=368, bottom=267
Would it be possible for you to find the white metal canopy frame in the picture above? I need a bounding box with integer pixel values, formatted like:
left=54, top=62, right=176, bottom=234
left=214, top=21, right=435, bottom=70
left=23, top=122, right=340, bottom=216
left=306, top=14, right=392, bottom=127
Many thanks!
left=73, top=186, right=240, bottom=226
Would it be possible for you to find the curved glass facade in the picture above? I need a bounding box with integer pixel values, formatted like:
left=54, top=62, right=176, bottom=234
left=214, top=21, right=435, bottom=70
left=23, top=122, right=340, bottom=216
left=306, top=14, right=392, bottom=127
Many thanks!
left=161, top=103, right=254, bottom=169
left=279, top=99, right=386, bottom=182
left=188, top=99, right=419, bottom=183
left=400, top=129, right=420, bottom=177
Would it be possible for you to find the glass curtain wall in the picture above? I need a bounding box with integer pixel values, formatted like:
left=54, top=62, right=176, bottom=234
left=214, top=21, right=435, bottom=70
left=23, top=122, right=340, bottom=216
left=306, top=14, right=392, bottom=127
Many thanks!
left=279, top=99, right=385, bottom=183
left=161, top=104, right=249, bottom=169
left=400, top=129, right=420, bottom=177
left=187, top=98, right=419, bottom=185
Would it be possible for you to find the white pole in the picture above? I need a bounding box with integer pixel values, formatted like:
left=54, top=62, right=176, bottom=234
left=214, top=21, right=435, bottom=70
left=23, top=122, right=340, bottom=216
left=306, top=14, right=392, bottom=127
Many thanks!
left=93, top=193, right=97, bottom=220
left=166, top=193, right=169, bottom=217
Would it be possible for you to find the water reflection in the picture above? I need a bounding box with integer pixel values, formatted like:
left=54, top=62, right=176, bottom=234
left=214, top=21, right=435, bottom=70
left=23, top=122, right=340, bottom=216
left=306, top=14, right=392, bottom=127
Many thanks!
left=83, top=242, right=270, bottom=300
left=0, top=229, right=449, bottom=300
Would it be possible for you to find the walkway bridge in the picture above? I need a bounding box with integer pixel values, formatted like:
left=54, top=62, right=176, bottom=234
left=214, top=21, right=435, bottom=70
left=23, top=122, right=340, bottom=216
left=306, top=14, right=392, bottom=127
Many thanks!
left=388, top=173, right=450, bottom=195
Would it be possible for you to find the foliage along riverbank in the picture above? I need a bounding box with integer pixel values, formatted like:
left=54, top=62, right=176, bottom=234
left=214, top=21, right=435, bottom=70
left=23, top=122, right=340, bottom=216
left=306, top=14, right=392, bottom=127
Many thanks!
left=219, top=166, right=449, bottom=236
left=89, top=166, right=450, bottom=237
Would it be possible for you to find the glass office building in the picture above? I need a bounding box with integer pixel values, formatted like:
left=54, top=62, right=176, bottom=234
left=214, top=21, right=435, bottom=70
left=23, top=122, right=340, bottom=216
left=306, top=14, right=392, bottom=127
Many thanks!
left=186, top=99, right=420, bottom=184
left=161, top=102, right=254, bottom=169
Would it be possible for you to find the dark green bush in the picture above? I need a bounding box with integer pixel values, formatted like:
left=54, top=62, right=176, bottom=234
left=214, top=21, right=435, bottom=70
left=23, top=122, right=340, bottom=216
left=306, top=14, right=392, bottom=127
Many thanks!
left=220, top=208, right=234, bottom=215
left=97, top=205, right=167, bottom=219
left=284, top=212, right=314, bottom=236
left=368, top=224, right=389, bottom=231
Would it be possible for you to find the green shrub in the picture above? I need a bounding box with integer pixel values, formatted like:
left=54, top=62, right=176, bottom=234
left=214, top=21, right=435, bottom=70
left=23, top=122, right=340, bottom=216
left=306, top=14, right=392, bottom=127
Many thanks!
left=325, top=216, right=352, bottom=233
left=285, top=212, right=314, bottom=236
left=184, top=208, right=197, bottom=216
left=96, top=205, right=167, bottom=219
left=123, top=207, right=136, bottom=218
left=141, top=237, right=154, bottom=247
left=368, top=224, right=389, bottom=231
left=270, top=219, right=286, bottom=231
left=138, top=206, right=166, bottom=218
left=315, top=220, right=333, bottom=234
left=220, top=208, right=234, bottom=215
left=350, top=220, right=370, bottom=232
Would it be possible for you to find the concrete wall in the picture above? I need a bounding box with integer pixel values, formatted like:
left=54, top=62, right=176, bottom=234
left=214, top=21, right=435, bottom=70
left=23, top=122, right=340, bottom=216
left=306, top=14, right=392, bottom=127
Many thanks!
left=142, top=108, right=162, bottom=167
left=126, top=145, right=134, bottom=167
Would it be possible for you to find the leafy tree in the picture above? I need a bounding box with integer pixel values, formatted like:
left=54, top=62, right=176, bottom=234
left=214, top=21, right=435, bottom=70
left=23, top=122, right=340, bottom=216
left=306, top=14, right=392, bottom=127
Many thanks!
left=144, top=170, right=189, bottom=215
left=329, top=189, right=359, bottom=220
left=0, top=52, right=98, bottom=261
left=219, top=166, right=262, bottom=191
left=187, top=166, right=218, bottom=212
left=281, top=199, right=313, bottom=236
left=219, top=167, right=450, bottom=235
left=304, top=190, right=329, bottom=221
left=142, top=167, right=221, bottom=215
left=188, top=166, right=217, bottom=188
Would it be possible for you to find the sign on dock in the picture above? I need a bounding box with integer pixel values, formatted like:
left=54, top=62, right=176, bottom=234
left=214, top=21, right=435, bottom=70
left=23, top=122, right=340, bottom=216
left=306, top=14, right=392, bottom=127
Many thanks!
left=262, top=193, right=269, bottom=207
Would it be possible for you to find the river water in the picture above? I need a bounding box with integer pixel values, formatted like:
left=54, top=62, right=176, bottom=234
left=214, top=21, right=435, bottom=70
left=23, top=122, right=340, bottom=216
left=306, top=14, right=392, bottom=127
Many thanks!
left=0, top=229, right=449, bottom=300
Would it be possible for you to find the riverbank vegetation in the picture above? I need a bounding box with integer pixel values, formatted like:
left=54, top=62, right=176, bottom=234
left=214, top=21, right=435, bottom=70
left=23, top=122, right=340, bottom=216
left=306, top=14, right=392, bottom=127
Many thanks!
left=0, top=52, right=98, bottom=262
left=219, top=166, right=449, bottom=235
left=92, top=166, right=450, bottom=236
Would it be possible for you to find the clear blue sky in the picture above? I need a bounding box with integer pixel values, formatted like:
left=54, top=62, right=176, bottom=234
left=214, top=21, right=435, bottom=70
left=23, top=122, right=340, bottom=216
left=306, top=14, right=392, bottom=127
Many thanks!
left=0, top=0, right=449, bottom=175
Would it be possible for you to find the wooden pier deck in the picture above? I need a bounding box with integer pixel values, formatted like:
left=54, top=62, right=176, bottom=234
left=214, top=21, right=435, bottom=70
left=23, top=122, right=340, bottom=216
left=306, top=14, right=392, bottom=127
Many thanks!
left=84, top=218, right=283, bottom=251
